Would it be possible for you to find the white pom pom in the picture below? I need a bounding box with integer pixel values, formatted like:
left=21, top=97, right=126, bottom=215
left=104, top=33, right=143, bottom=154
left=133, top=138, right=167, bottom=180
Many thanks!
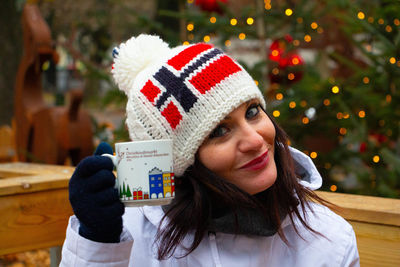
left=112, top=34, right=170, bottom=95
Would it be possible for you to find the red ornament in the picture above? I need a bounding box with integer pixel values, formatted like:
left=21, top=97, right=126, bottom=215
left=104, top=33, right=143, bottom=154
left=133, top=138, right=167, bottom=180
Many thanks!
left=195, top=0, right=228, bottom=13
left=267, top=35, right=304, bottom=85
left=359, top=142, right=367, bottom=153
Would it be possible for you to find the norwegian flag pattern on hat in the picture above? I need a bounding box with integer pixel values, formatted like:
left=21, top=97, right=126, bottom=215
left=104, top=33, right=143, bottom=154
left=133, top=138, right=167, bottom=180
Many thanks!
left=112, top=34, right=266, bottom=176
left=141, top=43, right=242, bottom=130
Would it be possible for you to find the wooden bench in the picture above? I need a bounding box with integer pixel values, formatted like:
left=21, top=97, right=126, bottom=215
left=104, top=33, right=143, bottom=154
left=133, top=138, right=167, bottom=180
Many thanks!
left=316, top=191, right=400, bottom=266
left=0, top=162, right=74, bottom=256
left=0, top=162, right=399, bottom=266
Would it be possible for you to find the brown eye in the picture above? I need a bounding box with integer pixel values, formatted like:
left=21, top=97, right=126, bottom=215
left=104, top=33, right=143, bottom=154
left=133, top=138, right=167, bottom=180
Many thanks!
left=246, top=104, right=260, bottom=119
left=209, top=125, right=229, bottom=138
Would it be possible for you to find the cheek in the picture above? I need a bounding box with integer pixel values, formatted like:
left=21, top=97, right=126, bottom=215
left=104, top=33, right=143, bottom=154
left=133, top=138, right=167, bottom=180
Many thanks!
left=197, top=143, right=235, bottom=174
left=260, top=116, right=276, bottom=145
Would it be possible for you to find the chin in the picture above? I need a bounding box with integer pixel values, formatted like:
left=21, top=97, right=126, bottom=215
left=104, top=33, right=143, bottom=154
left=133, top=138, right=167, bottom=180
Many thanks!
left=247, top=167, right=277, bottom=195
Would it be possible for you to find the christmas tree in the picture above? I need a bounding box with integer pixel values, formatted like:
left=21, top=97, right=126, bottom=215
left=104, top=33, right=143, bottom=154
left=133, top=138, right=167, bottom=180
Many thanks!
left=160, top=0, right=400, bottom=197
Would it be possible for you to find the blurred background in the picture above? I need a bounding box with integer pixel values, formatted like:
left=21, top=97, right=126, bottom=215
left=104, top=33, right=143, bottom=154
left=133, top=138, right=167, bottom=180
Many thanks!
left=0, top=0, right=399, bottom=265
left=1, top=0, right=399, bottom=198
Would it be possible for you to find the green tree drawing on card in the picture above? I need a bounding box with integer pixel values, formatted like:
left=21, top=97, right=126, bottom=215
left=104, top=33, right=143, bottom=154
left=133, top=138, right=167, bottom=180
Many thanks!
left=126, top=184, right=132, bottom=199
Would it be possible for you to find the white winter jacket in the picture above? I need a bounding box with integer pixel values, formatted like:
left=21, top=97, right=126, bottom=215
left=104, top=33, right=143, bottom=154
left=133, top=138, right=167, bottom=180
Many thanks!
left=60, top=147, right=360, bottom=266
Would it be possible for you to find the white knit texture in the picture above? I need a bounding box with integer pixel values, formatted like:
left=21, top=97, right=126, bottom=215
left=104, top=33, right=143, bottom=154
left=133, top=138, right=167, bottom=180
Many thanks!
left=112, top=34, right=170, bottom=95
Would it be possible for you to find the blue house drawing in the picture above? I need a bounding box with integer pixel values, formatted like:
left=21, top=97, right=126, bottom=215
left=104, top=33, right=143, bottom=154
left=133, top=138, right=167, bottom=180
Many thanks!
left=149, top=167, right=164, bottom=199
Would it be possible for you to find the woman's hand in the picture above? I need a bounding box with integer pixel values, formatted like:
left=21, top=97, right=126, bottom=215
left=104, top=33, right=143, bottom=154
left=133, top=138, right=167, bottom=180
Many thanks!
left=69, top=142, right=125, bottom=243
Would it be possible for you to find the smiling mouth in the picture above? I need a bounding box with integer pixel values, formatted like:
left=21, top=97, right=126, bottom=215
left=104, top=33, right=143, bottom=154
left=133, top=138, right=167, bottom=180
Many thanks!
left=239, top=150, right=269, bottom=171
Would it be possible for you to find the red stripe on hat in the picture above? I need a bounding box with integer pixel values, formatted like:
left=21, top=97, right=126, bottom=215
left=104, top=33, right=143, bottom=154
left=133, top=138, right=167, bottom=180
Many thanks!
left=140, top=80, right=161, bottom=104
left=168, top=43, right=213, bottom=71
left=161, top=101, right=182, bottom=129
left=189, top=55, right=241, bottom=94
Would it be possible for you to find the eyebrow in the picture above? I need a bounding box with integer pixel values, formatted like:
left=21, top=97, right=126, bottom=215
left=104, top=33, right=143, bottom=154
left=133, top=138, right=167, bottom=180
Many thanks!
left=223, top=100, right=252, bottom=120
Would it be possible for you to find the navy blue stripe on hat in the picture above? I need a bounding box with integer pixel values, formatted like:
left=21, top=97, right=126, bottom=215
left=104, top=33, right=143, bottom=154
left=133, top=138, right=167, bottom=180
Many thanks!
left=154, top=66, right=198, bottom=113
left=180, top=48, right=223, bottom=80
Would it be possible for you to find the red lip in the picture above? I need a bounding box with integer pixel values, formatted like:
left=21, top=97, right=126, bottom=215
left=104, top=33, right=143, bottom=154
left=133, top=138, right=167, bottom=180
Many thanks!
left=239, top=150, right=269, bottom=170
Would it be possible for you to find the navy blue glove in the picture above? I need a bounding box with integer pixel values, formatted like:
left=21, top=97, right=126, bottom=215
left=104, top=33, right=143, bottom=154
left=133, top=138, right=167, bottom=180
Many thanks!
left=69, top=142, right=124, bottom=243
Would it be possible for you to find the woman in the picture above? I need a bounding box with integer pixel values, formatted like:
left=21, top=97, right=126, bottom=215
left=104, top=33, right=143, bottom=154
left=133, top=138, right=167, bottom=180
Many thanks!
left=61, top=34, right=359, bottom=266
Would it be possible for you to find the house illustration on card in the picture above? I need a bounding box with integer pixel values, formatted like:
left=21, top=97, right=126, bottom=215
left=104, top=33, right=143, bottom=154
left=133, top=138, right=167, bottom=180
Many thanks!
left=163, top=171, right=175, bottom=197
left=148, top=167, right=175, bottom=199
left=149, top=167, right=164, bottom=199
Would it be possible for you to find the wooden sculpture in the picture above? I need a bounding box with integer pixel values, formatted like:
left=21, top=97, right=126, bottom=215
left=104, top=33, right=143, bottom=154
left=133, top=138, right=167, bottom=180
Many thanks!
left=14, top=4, right=93, bottom=165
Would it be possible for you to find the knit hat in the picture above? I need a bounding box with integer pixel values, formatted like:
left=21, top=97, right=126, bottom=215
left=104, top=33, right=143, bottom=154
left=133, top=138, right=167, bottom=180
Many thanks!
left=112, top=34, right=266, bottom=176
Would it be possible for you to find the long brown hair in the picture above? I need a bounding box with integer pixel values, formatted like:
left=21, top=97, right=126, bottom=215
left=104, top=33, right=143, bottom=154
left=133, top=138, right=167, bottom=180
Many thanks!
left=155, top=113, right=332, bottom=260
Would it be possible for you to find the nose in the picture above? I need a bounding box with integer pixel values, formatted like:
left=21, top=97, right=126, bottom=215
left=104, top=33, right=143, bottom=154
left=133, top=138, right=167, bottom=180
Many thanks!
left=237, top=123, right=264, bottom=153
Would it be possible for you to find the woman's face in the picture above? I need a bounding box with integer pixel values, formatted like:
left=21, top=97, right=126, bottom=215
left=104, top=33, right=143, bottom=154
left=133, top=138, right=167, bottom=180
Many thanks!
left=198, top=99, right=277, bottom=195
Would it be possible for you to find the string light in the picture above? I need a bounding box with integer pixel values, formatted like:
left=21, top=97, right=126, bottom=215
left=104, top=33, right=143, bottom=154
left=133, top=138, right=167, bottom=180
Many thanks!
left=183, top=41, right=190, bottom=45
left=285, top=8, right=293, bottom=16
left=289, top=101, right=296, bottom=108
left=276, top=93, right=283, bottom=100
left=363, top=77, right=369, bottom=84
left=357, top=11, right=365, bottom=20
left=310, top=152, right=318, bottom=159
left=273, top=110, right=281, bottom=117
left=264, top=0, right=271, bottom=10
left=368, top=17, right=374, bottom=23
left=247, top=17, right=254, bottom=25
left=293, top=39, right=300, bottom=46
left=343, top=112, right=350, bottom=119
left=300, top=100, right=307, bottom=107
left=254, top=80, right=259, bottom=86
left=330, top=185, right=337, bottom=192
left=323, top=99, right=330, bottom=106
left=302, top=117, right=309, bottom=124
left=203, top=35, right=210, bottom=42
left=389, top=57, right=396, bottom=64
left=238, top=33, right=246, bottom=40
left=394, top=19, right=400, bottom=26
left=230, top=18, right=237, bottom=26
left=358, top=110, right=366, bottom=118
left=336, top=112, right=343, bottom=119
left=225, top=40, right=231, bottom=47
left=272, top=68, right=279, bottom=75
left=187, top=23, right=194, bottom=31
left=292, top=57, right=300, bottom=65
left=271, top=49, right=279, bottom=57
left=210, top=17, right=217, bottom=23
left=331, top=85, right=340, bottom=94
left=288, top=73, right=295, bottom=80
left=304, top=35, right=312, bottom=42
left=378, top=18, right=384, bottom=24
left=373, top=155, right=380, bottom=163
left=311, top=22, right=318, bottom=29
left=339, top=128, right=347, bottom=135
left=317, top=27, right=324, bottom=34
left=386, top=25, right=393, bottom=32
left=325, top=163, right=331, bottom=169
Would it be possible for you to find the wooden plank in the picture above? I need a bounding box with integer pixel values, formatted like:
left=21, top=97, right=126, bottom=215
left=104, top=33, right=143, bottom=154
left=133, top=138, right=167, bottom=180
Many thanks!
left=0, top=188, right=73, bottom=255
left=0, top=163, right=74, bottom=196
left=348, top=220, right=400, bottom=267
left=316, top=191, right=400, bottom=227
